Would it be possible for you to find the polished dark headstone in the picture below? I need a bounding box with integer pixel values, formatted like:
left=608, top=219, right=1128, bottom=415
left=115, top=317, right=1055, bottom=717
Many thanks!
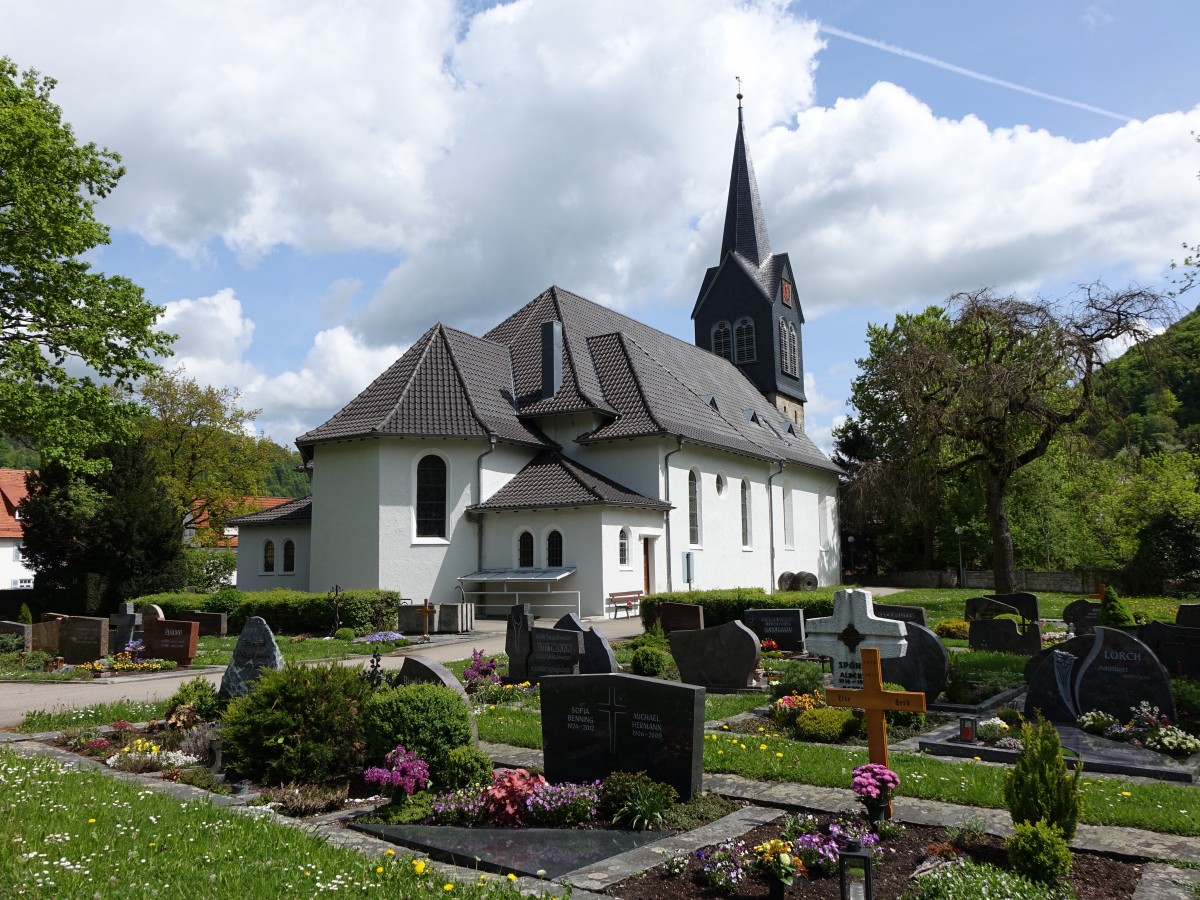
left=742, top=608, right=806, bottom=652
left=396, top=655, right=478, bottom=743
left=964, top=596, right=1019, bottom=622
left=1137, top=621, right=1200, bottom=678
left=872, top=603, right=928, bottom=628
left=1024, top=627, right=1176, bottom=724
left=59, top=616, right=108, bottom=664
left=181, top=610, right=227, bottom=637
left=219, top=616, right=284, bottom=699
left=108, top=602, right=140, bottom=653
left=1062, top=599, right=1101, bottom=636
left=670, top=620, right=761, bottom=691
left=554, top=613, right=618, bottom=674
left=879, top=622, right=949, bottom=699
left=351, top=822, right=672, bottom=879
left=968, top=619, right=1042, bottom=655
left=504, top=604, right=534, bottom=680
left=540, top=673, right=704, bottom=800
left=527, top=627, right=585, bottom=678
left=143, top=618, right=200, bottom=666
left=981, top=592, right=1039, bottom=622
left=648, top=601, right=704, bottom=635
left=1176, top=605, right=1200, bottom=628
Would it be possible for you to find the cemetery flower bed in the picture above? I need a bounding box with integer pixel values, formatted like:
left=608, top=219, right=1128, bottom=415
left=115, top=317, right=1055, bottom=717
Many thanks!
left=605, top=811, right=1144, bottom=899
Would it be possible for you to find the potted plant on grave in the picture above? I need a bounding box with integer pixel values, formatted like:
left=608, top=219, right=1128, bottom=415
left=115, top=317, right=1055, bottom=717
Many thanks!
left=851, top=763, right=900, bottom=827
left=753, top=837, right=804, bottom=900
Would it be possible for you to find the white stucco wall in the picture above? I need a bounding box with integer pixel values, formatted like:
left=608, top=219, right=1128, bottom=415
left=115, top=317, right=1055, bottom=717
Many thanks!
left=0, top=538, right=34, bottom=590
left=235, top=524, right=311, bottom=592
left=309, top=440, right=383, bottom=592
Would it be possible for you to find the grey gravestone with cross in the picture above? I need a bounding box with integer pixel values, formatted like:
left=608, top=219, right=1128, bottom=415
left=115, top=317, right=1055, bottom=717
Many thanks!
left=804, top=589, right=908, bottom=689
left=540, top=672, right=704, bottom=800
left=504, top=604, right=534, bottom=681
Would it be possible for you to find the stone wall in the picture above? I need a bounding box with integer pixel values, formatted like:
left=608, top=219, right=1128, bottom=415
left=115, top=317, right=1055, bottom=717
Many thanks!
left=878, top=568, right=1114, bottom=594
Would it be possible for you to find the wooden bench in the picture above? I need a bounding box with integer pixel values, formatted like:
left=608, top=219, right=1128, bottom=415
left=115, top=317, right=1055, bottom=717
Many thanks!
left=606, top=590, right=643, bottom=619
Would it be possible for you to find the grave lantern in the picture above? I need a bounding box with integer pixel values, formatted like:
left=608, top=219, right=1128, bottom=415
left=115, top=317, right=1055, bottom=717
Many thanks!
left=958, top=714, right=978, bottom=743
left=839, top=837, right=873, bottom=900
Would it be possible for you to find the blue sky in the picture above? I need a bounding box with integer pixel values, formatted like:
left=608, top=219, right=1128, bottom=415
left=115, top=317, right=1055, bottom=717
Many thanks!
left=6, top=0, right=1199, bottom=454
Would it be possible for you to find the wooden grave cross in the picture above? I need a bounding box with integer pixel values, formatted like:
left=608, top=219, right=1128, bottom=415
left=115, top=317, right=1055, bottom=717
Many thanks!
left=825, top=646, right=926, bottom=819
left=415, top=598, right=436, bottom=640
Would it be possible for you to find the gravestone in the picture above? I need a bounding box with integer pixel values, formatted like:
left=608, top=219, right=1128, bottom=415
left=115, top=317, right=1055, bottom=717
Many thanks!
left=1137, top=621, right=1200, bottom=678
left=108, top=602, right=141, bottom=653
left=1024, top=626, right=1175, bottom=724
left=670, top=620, right=761, bottom=691
left=1062, top=599, right=1101, bottom=637
left=1176, top=605, right=1200, bottom=628
left=979, top=592, right=1039, bottom=623
left=436, top=603, right=475, bottom=634
left=395, top=655, right=479, bottom=743
left=805, top=589, right=908, bottom=689
left=0, top=621, right=32, bottom=652
left=879, top=622, right=949, bottom=699
left=30, top=618, right=60, bottom=654
left=504, top=604, right=534, bottom=681
left=554, top=613, right=618, bottom=675
left=741, top=608, right=806, bottom=652
left=540, top=672, right=704, bottom=800
left=527, top=627, right=585, bottom=678
left=872, top=603, right=928, bottom=628
left=59, top=616, right=109, bottom=664
left=181, top=610, right=227, bottom=637
left=143, top=618, right=200, bottom=666
left=397, top=600, right=438, bottom=636
left=648, top=601, right=704, bottom=635
left=964, top=596, right=1019, bottom=622
left=968, top=619, right=1043, bottom=655
left=219, top=616, right=285, bottom=700
left=141, top=604, right=165, bottom=621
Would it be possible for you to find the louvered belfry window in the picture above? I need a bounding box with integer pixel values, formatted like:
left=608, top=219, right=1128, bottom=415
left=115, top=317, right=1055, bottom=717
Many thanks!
left=734, top=317, right=756, bottom=363
left=416, top=455, right=447, bottom=537
left=711, top=320, right=732, bottom=360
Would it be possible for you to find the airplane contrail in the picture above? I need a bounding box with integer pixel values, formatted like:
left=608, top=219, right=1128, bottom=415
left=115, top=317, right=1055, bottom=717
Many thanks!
left=819, top=25, right=1134, bottom=124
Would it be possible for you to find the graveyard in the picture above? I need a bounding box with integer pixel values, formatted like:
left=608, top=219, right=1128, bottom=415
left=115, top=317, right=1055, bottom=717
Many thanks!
left=2, top=587, right=1200, bottom=898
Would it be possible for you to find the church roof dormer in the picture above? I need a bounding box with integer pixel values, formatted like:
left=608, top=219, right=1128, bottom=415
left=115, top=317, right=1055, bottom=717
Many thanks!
left=720, top=99, right=771, bottom=268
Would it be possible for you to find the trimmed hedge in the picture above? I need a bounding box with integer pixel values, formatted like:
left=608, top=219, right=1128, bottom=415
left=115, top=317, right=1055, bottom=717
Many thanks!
left=641, top=588, right=836, bottom=628
left=132, top=588, right=401, bottom=635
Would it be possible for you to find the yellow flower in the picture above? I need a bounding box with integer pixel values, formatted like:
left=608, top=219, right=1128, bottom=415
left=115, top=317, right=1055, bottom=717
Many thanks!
left=1121, top=791, right=1132, bottom=797
left=88, top=818, right=96, bottom=824
left=443, top=884, right=454, bottom=892
left=973, top=756, right=981, bottom=761
left=376, top=866, right=384, bottom=874
left=757, top=726, right=764, bottom=732
left=775, top=752, right=784, bottom=759
left=507, top=874, right=517, bottom=882
left=412, top=859, right=427, bottom=875
left=384, top=849, right=395, bottom=856
left=759, top=744, right=768, bottom=750
left=720, top=724, right=729, bottom=730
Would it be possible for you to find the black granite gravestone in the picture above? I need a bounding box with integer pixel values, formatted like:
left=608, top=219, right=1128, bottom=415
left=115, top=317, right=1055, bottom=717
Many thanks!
left=59, top=617, right=108, bottom=664
left=396, top=655, right=479, bottom=743
left=968, top=619, right=1042, bottom=655
left=981, top=592, right=1039, bottom=622
left=741, top=608, right=806, bottom=652
left=504, top=604, right=533, bottom=681
left=669, top=620, right=761, bottom=692
left=540, top=673, right=704, bottom=800
left=1137, top=621, right=1200, bottom=678
left=872, top=603, right=928, bottom=628
left=108, top=602, right=140, bottom=654
left=1063, top=599, right=1101, bottom=637
left=1176, top=605, right=1200, bottom=628
left=527, top=627, right=585, bottom=678
left=1024, top=627, right=1176, bottom=724
left=554, top=614, right=618, bottom=674
left=649, top=601, right=704, bottom=635
left=219, top=616, right=285, bottom=699
left=964, top=596, right=1019, bottom=622
left=879, top=622, right=949, bottom=699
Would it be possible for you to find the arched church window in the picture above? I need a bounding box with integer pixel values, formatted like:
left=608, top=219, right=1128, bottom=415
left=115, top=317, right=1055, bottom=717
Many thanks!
left=416, top=455, right=447, bottom=538
left=711, top=321, right=731, bottom=360
left=263, top=540, right=275, bottom=574
left=688, top=470, right=701, bottom=545
left=740, top=479, right=751, bottom=546
left=547, top=530, right=563, bottom=568
left=618, top=528, right=629, bottom=567
left=734, top=317, right=756, bottom=363
left=283, top=539, right=295, bottom=573
left=518, top=531, right=534, bottom=568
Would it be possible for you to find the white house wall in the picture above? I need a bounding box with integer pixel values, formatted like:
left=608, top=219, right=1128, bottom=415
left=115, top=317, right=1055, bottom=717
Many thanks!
left=1, top=538, right=34, bottom=590
left=235, top=524, right=311, bottom=592
left=309, top=440, right=383, bottom=592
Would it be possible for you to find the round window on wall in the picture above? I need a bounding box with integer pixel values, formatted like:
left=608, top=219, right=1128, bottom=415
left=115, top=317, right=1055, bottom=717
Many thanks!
left=715, top=473, right=726, bottom=496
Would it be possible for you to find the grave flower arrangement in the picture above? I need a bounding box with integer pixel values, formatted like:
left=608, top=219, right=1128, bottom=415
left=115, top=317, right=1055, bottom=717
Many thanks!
left=782, top=812, right=880, bottom=878
left=363, top=744, right=430, bottom=804
left=976, top=716, right=1009, bottom=743
left=851, top=762, right=899, bottom=824
left=753, top=837, right=802, bottom=886
left=105, top=737, right=200, bottom=773
left=695, top=839, right=750, bottom=891
left=76, top=651, right=178, bottom=675
left=769, top=689, right=825, bottom=729
left=1080, top=702, right=1200, bottom=757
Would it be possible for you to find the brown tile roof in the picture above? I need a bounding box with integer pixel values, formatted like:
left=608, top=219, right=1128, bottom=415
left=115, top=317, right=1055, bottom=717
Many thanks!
left=227, top=495, right=313, bottom=526
left=0, top=469, right=29, bottom=540
left=297, top=324, right=547, bottom=450
left=473, top=452, right=670, bottom=512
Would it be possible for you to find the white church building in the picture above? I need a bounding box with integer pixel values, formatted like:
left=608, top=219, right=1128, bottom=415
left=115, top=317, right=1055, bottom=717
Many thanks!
left=231, top=105, right=842, bottom=619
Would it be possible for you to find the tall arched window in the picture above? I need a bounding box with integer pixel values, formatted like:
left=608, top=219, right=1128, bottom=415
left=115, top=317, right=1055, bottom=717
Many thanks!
left=740, top=480, right=751, bottom=546
left=547, top=530, right=563, bottom=567
left=618, top=528, right=630, bottom=566
left=734, top=317, right=756, bottom=363
left=779, top=318, right=791, bottom=375
left=263, top=540, right=276, bottom=573
left=783, top=484, right=794, bottom=548
left=688, top=470, right=700, bottom=545
left=283, top=539, right=295, bottom=573
left=787, top=322, right=798, bottom=377
left=416, top=455, right=447, bottom=538
left=711, top=320, right=731, bottom=360
left=518, top=531, right=534, bottom=567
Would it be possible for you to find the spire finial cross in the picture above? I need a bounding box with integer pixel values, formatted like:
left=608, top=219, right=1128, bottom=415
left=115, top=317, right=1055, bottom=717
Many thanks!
left=735, top=75, right=743, bottom=107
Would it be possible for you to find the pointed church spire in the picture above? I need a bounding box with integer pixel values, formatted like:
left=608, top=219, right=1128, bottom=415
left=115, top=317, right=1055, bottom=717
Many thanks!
left=720, top=85, right=771, bottom=267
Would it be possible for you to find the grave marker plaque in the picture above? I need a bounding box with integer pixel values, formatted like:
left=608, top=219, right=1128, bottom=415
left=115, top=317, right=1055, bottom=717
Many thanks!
left=741, top=608, right=806, bottom=652
left=1063, top=599, right=1101, bottom=637
left=1137, top=621, right=1200, bottom=678
left=219, top=616, right=285, bottom=699
left=670, top=620, right=761, bottom=691
left=649, top=601, right=704, bottom=635
left=59, top=616, right=108, bottom=664
left=527, top=627, right=584, bottom=678
left=805, top=589, right=908, bottom=689
left=143, top=618, right=200, bottom=666
left=540, top=673, right=704, bottom=800
left=968, top=619, right=1042, bottom=655
left=181, top=611, right=227, bottom=637
left=872, top=603, right=928, bottom=628
left=554, top=613, right=618, bottom=675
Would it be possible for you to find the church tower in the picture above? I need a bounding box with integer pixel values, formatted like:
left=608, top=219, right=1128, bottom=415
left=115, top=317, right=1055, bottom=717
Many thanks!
left=691, top=95, right=806, bottom=426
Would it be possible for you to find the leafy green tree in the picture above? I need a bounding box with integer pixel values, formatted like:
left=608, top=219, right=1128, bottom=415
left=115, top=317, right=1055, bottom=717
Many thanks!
left=138, top=368, right=274, bottom=543
left=1, top=58, right=173, bottom=474
left=21, top=437, right=186, bottom=613
left=262, top=442, right=310, bottom=497
left=842, top=286, right=1171, bottom=593
left=183, top=546, right=237, bottom=593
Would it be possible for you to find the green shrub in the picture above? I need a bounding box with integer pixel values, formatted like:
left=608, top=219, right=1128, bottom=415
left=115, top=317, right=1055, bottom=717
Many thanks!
left=1004, top=713, right=1083, bottom=840
left=792, top=707, right=860, bottom=743
left=1006, top=819, right=1072, bottom=884
left=911, top=859, right=1067, bottom=900
left=363, top=683, right=473, bottom=782
left=133, top=588, right=401, bottom=635
left=440, top=745, right=494, bottom=790
left=17, top=602, right=33, bottom=625
left=882, top=682, right=925, bottom=729
left=333, top=627, right=355, bottom=642
left=640, top=588, right=835, bottom=630
left=165, top=676, right=222, bottom=723
left=1098, top=585, right=1136, bottom=627
left=600, top=770, right=678, bottom=822
left=934, top=618, right=970, bottom=640
left=996, top=706, right=1024, bottom=729
left=220, top=662, right=370, bottom=785
left=625, top=620, right=670, bottom=652
left=630, top=646, right=670, bottom=678
left=766, top=659, right=826, bottom=700
left=0, top=633, right=23, bottom=654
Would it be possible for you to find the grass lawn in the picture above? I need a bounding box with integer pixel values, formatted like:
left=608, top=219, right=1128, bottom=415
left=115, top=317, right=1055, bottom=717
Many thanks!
left=878, top=587, right=1182, bottom=626
left=192, top=634, right=389, bottom=667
